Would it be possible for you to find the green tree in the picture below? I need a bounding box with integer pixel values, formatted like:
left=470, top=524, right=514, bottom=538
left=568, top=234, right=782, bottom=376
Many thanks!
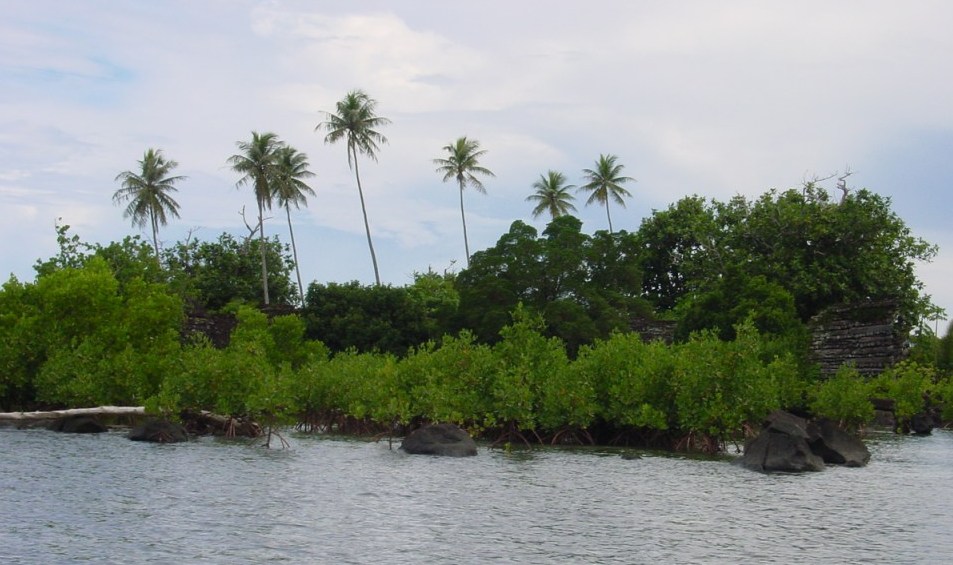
left=725, top=186, right=938, bottom=328
left=526, top=170, right=577, bottom=220
left=302, top=281, right=429, bottom=355
left=318, top=90, right=391, bottom=285
left=164, top=232, right=295, bottom=310
left=635, top=195, right=723, bottom=312
left=272, top=145, right=316, bottom=304
left=454, top=217, right=648, bottom=352
left=433, top=136, right=495, bottom=267
left=579, top=154, right=635, bottom=234
left=227, top=131, right=282, bottom=305
left=112, top=148, right=186, bottom=260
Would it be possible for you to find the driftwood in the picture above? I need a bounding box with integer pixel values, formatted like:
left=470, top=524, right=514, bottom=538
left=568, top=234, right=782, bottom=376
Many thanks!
left=181, top=409, right=262, bottom=438
left=0, top=406, right=147, bottom=422
left=0, top=406, right=262, bottom=438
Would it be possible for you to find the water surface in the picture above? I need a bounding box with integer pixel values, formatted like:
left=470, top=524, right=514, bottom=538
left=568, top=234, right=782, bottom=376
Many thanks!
left=1, top=427, right=951, bottom=564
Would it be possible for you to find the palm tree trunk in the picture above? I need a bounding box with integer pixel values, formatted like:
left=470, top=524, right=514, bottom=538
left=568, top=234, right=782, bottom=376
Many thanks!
left=605, top=202, right=614, bottom=234
left=258, top=199, right=270, bottom=305
left=459, top=180, right=470, bottom=266
left=351, top=146, right=381, bottom=286
left=150, top=210, right=161, bottom=262
left=286, top=204, right=305, bottom=304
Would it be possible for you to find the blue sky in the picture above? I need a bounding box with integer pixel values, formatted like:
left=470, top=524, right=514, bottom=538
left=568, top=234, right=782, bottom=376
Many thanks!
left=2, top=1, right=952, bottom=327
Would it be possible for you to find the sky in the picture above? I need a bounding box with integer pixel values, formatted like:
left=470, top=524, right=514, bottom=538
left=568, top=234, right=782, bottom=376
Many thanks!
left=2, top=1, right=952, bottom=327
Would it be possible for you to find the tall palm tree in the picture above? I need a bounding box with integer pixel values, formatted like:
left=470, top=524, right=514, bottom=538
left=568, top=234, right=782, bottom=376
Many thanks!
left=317, top=89, right=390, bottom=286
left=113, top=148, right=186, bottom=260
left=526, top=170, right=577, bottom=221
left=227, top=131, right=282, bottom=305
left=579, top=154, right=636, bottom=234
left=272, top=145, right=316, bottom=304
left=433, top=136, right=494, bottom=266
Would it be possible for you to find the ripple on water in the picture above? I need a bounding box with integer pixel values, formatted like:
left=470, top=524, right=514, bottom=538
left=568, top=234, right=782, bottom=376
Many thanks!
left=2, top=428, right=953, bottom=563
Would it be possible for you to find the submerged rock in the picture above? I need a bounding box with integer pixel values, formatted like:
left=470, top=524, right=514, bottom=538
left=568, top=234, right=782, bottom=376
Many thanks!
left=128, top=419, right=187, bottom=443
left=401, top=423, right=477, bottom=457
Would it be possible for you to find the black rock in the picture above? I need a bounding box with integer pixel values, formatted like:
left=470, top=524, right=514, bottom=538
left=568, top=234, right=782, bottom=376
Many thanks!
left=910, top=412, right=936, bottom=435
left=48, top=416, right=107, bottom=434
left=808, top=418, right=870, bottom=467
left=128, top=419, right=187, bottom=443
left=400, top=423, right=477, bottom=457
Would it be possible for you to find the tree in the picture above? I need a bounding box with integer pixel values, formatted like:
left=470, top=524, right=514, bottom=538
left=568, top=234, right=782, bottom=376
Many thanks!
left=317, top=90, right=390, bottom=285
left=272, top=145, right=316, bottom=304
left=526, top=170, right=577, bottom=220
left=227, top=131, right=282, bottom=305
left=433, top=136, right=495, bottom=266
left=579, top=154, right=635, bottom=233
left=113, top=148, right=186, bottom=260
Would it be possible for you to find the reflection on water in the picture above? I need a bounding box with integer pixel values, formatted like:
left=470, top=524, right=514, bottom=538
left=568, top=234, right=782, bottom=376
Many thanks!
left=1, top=427, right=952, bottom=563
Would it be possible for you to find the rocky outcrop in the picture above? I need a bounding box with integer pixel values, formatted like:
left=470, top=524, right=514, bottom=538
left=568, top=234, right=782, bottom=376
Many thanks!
left=740, top=411, right=870, bottom=472
left=128, top=419, right=188, bottom=443
left=401, top=423, right=477, bottom=457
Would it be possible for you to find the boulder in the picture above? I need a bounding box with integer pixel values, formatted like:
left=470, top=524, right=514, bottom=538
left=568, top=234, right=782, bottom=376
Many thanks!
left=128, top=419, right=188, bottom=443
left=47, top=416, right=107, bottom=434
left=909, top=412, right=936, bottom=435
left=740, top=411, right=874, bottom=472
left=741, top=432, right=825, bottom=473
left=808, top=418, right=870, bottom=467
left=401, top=423, right=477, bottom=457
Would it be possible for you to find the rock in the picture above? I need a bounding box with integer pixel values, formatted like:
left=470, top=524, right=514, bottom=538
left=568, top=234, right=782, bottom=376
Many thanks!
left=741, top=429, right=825, bottom=473
left=808, top=418, right=870, bottom=467
left=47, top=416, right=107, bottom=434
left=910, top=412, right=935, bottom=435
left=128, top=419, right=188, bottom=443
left=400, top=423, right=477, bottom=457
left=741, top=411, right=875, bottom=472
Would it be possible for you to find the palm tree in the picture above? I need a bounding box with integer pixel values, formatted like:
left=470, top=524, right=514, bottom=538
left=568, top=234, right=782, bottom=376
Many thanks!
left=272, top=145, right=316, bottom=304
left=433, top=136, right=495, bottom=266
left=578, top=154, right=636, bottom=233
left=526, top=170, right=577, bottom=221
left=227, top=131, right=282, bottom=305
left=113, top=148, right=186, bottom=261
left=317, top=89, right=390, bottom=286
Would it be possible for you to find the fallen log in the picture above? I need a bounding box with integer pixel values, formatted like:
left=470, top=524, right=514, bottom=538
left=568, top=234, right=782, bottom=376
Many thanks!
left=0, top=406, right=147, bottom=422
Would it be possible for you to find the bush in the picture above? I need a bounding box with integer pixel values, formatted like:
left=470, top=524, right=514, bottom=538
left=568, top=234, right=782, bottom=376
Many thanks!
left=808, top=365, right=874, bottom=430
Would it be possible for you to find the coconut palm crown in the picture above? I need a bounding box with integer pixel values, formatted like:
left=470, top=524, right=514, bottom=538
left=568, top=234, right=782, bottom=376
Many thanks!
left=527, top=170, right=577, bottom=220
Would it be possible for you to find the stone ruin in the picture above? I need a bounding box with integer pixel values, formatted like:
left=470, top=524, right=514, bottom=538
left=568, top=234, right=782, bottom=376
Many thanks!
left=808, top=300, right=906, bottom=377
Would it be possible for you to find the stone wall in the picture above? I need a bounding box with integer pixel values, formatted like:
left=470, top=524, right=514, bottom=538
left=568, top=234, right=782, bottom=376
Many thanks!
left=809, top=300, right=906, bottom=377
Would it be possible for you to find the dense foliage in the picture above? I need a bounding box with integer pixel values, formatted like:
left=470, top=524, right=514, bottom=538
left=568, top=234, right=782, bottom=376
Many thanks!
left=2, top=182, right=949, bottom=451
left=454, top=216, right=651, bottom=354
